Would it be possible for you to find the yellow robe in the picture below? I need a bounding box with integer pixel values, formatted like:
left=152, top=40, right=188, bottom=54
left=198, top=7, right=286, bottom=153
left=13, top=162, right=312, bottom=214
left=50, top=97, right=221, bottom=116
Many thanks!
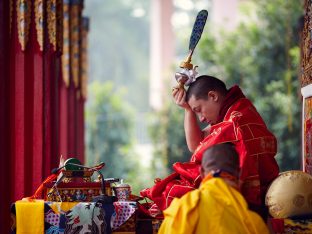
left=158, top=177, right=269, bottom=234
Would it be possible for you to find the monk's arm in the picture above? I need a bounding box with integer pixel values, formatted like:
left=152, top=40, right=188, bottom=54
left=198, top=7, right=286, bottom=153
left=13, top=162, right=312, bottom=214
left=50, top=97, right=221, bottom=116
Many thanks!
left=184, top=108, right=204, bottom=152
left=172, top=88, right=204, bottom=152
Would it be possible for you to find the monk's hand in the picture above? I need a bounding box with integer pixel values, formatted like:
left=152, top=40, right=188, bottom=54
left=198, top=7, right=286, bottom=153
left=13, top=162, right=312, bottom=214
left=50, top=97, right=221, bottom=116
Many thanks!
left=172, top=88, right=190, bottom=109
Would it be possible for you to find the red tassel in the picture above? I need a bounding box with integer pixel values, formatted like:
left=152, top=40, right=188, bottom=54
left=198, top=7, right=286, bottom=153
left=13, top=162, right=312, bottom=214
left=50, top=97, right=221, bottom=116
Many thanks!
left=28, top=173, right=58, bottom=199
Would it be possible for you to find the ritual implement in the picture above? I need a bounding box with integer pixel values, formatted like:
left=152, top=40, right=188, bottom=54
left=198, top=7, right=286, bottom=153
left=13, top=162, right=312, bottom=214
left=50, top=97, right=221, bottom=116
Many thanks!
left=174, top=9, right=208, bottom=89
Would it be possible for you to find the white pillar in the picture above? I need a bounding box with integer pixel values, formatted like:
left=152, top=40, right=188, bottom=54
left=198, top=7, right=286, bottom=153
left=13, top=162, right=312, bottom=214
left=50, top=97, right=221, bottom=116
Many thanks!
left=149, top=0, right=175, bottom=110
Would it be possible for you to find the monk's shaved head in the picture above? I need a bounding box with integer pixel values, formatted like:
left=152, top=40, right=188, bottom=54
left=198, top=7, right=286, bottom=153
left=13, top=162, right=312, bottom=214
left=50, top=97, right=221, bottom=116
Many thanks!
left=201, top=143, right=239, bottom=178
left=185, top=75, right=227, bottom=102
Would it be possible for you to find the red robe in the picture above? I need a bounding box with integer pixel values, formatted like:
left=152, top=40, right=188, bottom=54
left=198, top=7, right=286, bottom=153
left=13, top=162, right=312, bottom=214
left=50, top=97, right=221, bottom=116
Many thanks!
left=140, top=86, right=279, bottom=211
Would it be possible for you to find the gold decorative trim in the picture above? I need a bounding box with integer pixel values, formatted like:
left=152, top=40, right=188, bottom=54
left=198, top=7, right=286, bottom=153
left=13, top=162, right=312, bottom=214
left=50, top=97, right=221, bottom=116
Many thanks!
left=56, top=0, right=63, bottom=52
left=70, top=3, right=81, bottom=88
left=17, top=0, right=32, bottom=51
left=35, top=0, right=43, bottom=51
left=62, top=1, right=70, bottom=87
left=47, top=0, right=62, bottom=52
left=47, top=0, right=56, bottom=50
left=81, top=17, right=89, bottom=99
left=301, top=0, right=312, bottom=87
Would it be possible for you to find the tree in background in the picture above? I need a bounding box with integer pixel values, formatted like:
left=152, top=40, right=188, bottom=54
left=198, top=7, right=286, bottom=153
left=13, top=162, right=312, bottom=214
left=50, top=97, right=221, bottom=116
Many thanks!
left=149, top=0, right=304, bottom=172
left=86, top=81, right=134, bottom=176
left=86, top=81, right=151, bottom=193
left=84, top=0, right=158, bottom=193
left=84, top=0, right=150, bottom=111
left=148, top=102, right=190, bottom=175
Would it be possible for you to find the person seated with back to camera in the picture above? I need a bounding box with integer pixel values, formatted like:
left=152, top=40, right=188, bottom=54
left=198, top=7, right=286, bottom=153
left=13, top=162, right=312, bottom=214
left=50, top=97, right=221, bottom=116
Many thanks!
left=158, top=143, right=269, bottom=234
left=140, top=75, right=279, bottom=221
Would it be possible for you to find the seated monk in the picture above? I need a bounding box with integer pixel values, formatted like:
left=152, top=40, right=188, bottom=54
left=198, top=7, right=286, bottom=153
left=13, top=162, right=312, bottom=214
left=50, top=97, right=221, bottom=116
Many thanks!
left=158, top=143, right=269, bottom=234
left=140, top=75, right=279, bottom=219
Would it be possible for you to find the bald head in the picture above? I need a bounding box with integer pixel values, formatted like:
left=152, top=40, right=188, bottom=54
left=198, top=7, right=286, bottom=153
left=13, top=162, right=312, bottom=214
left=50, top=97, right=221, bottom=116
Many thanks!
left=200, top=143, right=239, bottom=179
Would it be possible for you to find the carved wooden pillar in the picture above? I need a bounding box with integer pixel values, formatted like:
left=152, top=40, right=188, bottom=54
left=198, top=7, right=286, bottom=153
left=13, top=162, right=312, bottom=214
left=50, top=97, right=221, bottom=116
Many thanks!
left=6, top=0, right=64, bottom=198
left=59, top=0, right=85, bottom=161
left=0, top=1, right=87, bottom=230
left=77, top=16, right=89, bottom=163
left=67, top=0, right=82, bottom=158
left=59, top=0, right=71, bottom=157
left=301, top=0, right=312, bottom=174
left=43, top=0, right=63, bottom=178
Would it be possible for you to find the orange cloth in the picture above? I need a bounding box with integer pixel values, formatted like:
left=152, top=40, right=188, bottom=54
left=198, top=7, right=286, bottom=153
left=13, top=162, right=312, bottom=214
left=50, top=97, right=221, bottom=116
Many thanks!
left=159, top=177, right=269, bottom=234
left=15, top=199, right=44, bottom=234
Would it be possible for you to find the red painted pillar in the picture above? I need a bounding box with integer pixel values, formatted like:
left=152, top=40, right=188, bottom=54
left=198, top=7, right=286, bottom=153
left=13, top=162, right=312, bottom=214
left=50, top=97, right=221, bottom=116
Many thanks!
left=9, top=0, right=45, bottom=200
left=0, top=0, right=12, bottom=232
left=24, top=2, right=44, bottom=196
left=43, top=0, right=63, bottom=177
left=60, top=0, right=71, bottom=159
left=0, top=2, right=88, bottom=231
left=10, top=0, right=27, bottom=201
left=78, top=16, right=89, bottom=163
left=77, top=95, right=85, bottom=163
left=68, top=0, right=83, bottom=159
left=59, top=77, right=69, bottom=157
left=0, top=1, right=87, bottom=232
left=67, top=0, right=76, bottom=157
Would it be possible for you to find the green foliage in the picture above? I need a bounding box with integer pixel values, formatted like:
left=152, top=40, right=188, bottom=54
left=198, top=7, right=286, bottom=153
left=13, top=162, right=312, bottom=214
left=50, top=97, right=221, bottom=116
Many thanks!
left=198, top=0, right=303, bottom=171
left=148, top=94, right=191, bottom=173
left=86, top=81, right=142, bottom=190
left=84, top=0, right=150, bottom=111
left=86, top=80, right=157, bottom=194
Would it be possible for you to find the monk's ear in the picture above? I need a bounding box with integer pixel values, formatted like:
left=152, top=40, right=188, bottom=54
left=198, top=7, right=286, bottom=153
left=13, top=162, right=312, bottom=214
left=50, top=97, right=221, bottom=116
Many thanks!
left=208, top=91, right=219, bottom=102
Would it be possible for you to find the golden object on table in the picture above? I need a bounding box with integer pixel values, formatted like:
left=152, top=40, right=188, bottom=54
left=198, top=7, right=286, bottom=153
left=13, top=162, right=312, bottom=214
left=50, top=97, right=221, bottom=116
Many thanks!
left=265, top=170, right=312, bottom=218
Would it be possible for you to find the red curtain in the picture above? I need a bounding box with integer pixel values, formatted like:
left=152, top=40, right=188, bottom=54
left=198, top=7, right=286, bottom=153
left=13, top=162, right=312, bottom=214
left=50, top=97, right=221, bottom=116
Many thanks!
left=0, top=0, right=87, bottom=232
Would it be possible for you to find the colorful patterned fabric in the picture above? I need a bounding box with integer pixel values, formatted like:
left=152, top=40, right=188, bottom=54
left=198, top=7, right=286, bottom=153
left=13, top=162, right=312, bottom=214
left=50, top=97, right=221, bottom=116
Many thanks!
left=111, top=201, right=137, bottom=230
left=140, top=86, right=279, bottom=212
left=11, top=200, right=137, bottom=234
left=270, top=217, right=312, bottom=234
left=159, top=176, right=269, bottom=234
left=12, top=202, right=107, bottom=234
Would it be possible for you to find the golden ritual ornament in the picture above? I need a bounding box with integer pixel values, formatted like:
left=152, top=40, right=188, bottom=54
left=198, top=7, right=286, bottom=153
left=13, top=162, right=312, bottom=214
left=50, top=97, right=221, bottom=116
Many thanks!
left=174, top=10, right=208, bottom=90
left=265, top=170, right=312, bottom=218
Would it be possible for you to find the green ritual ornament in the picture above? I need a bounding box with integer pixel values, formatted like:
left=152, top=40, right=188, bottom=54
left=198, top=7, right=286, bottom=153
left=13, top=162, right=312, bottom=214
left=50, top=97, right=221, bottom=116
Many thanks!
left=64, top=158, right=83, bottom=171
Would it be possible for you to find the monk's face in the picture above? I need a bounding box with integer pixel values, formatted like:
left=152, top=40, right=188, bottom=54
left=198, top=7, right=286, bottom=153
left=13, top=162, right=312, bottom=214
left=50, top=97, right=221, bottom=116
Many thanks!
left=188, top=91, right=222, bottom=125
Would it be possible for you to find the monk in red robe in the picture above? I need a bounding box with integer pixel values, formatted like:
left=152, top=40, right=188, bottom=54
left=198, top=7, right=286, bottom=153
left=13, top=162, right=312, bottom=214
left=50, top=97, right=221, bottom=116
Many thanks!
left=140, top=75, right=279, bottom=219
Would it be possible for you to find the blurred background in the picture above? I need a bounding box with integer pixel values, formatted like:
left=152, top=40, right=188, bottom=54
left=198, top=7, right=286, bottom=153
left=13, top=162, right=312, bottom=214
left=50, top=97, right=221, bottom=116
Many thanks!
left=83, top=0, right=303, bottom=194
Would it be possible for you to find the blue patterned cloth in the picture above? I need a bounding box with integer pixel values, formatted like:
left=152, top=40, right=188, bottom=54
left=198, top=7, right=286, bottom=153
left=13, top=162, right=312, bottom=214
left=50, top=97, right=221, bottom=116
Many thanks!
left=11, top=201, right=116, bottom=234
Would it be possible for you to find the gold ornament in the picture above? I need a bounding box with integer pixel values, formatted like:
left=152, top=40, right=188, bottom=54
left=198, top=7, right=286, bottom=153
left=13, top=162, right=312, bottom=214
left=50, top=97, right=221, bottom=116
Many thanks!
left=265, top=170, right=312, bottom=218
left=17, top=0, right=31, bottom=51
left=34, top=0, right=43, bottom=51
left=62, top=1, right=70, bottom=87
left=47, top=0, right=57, bottom=51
